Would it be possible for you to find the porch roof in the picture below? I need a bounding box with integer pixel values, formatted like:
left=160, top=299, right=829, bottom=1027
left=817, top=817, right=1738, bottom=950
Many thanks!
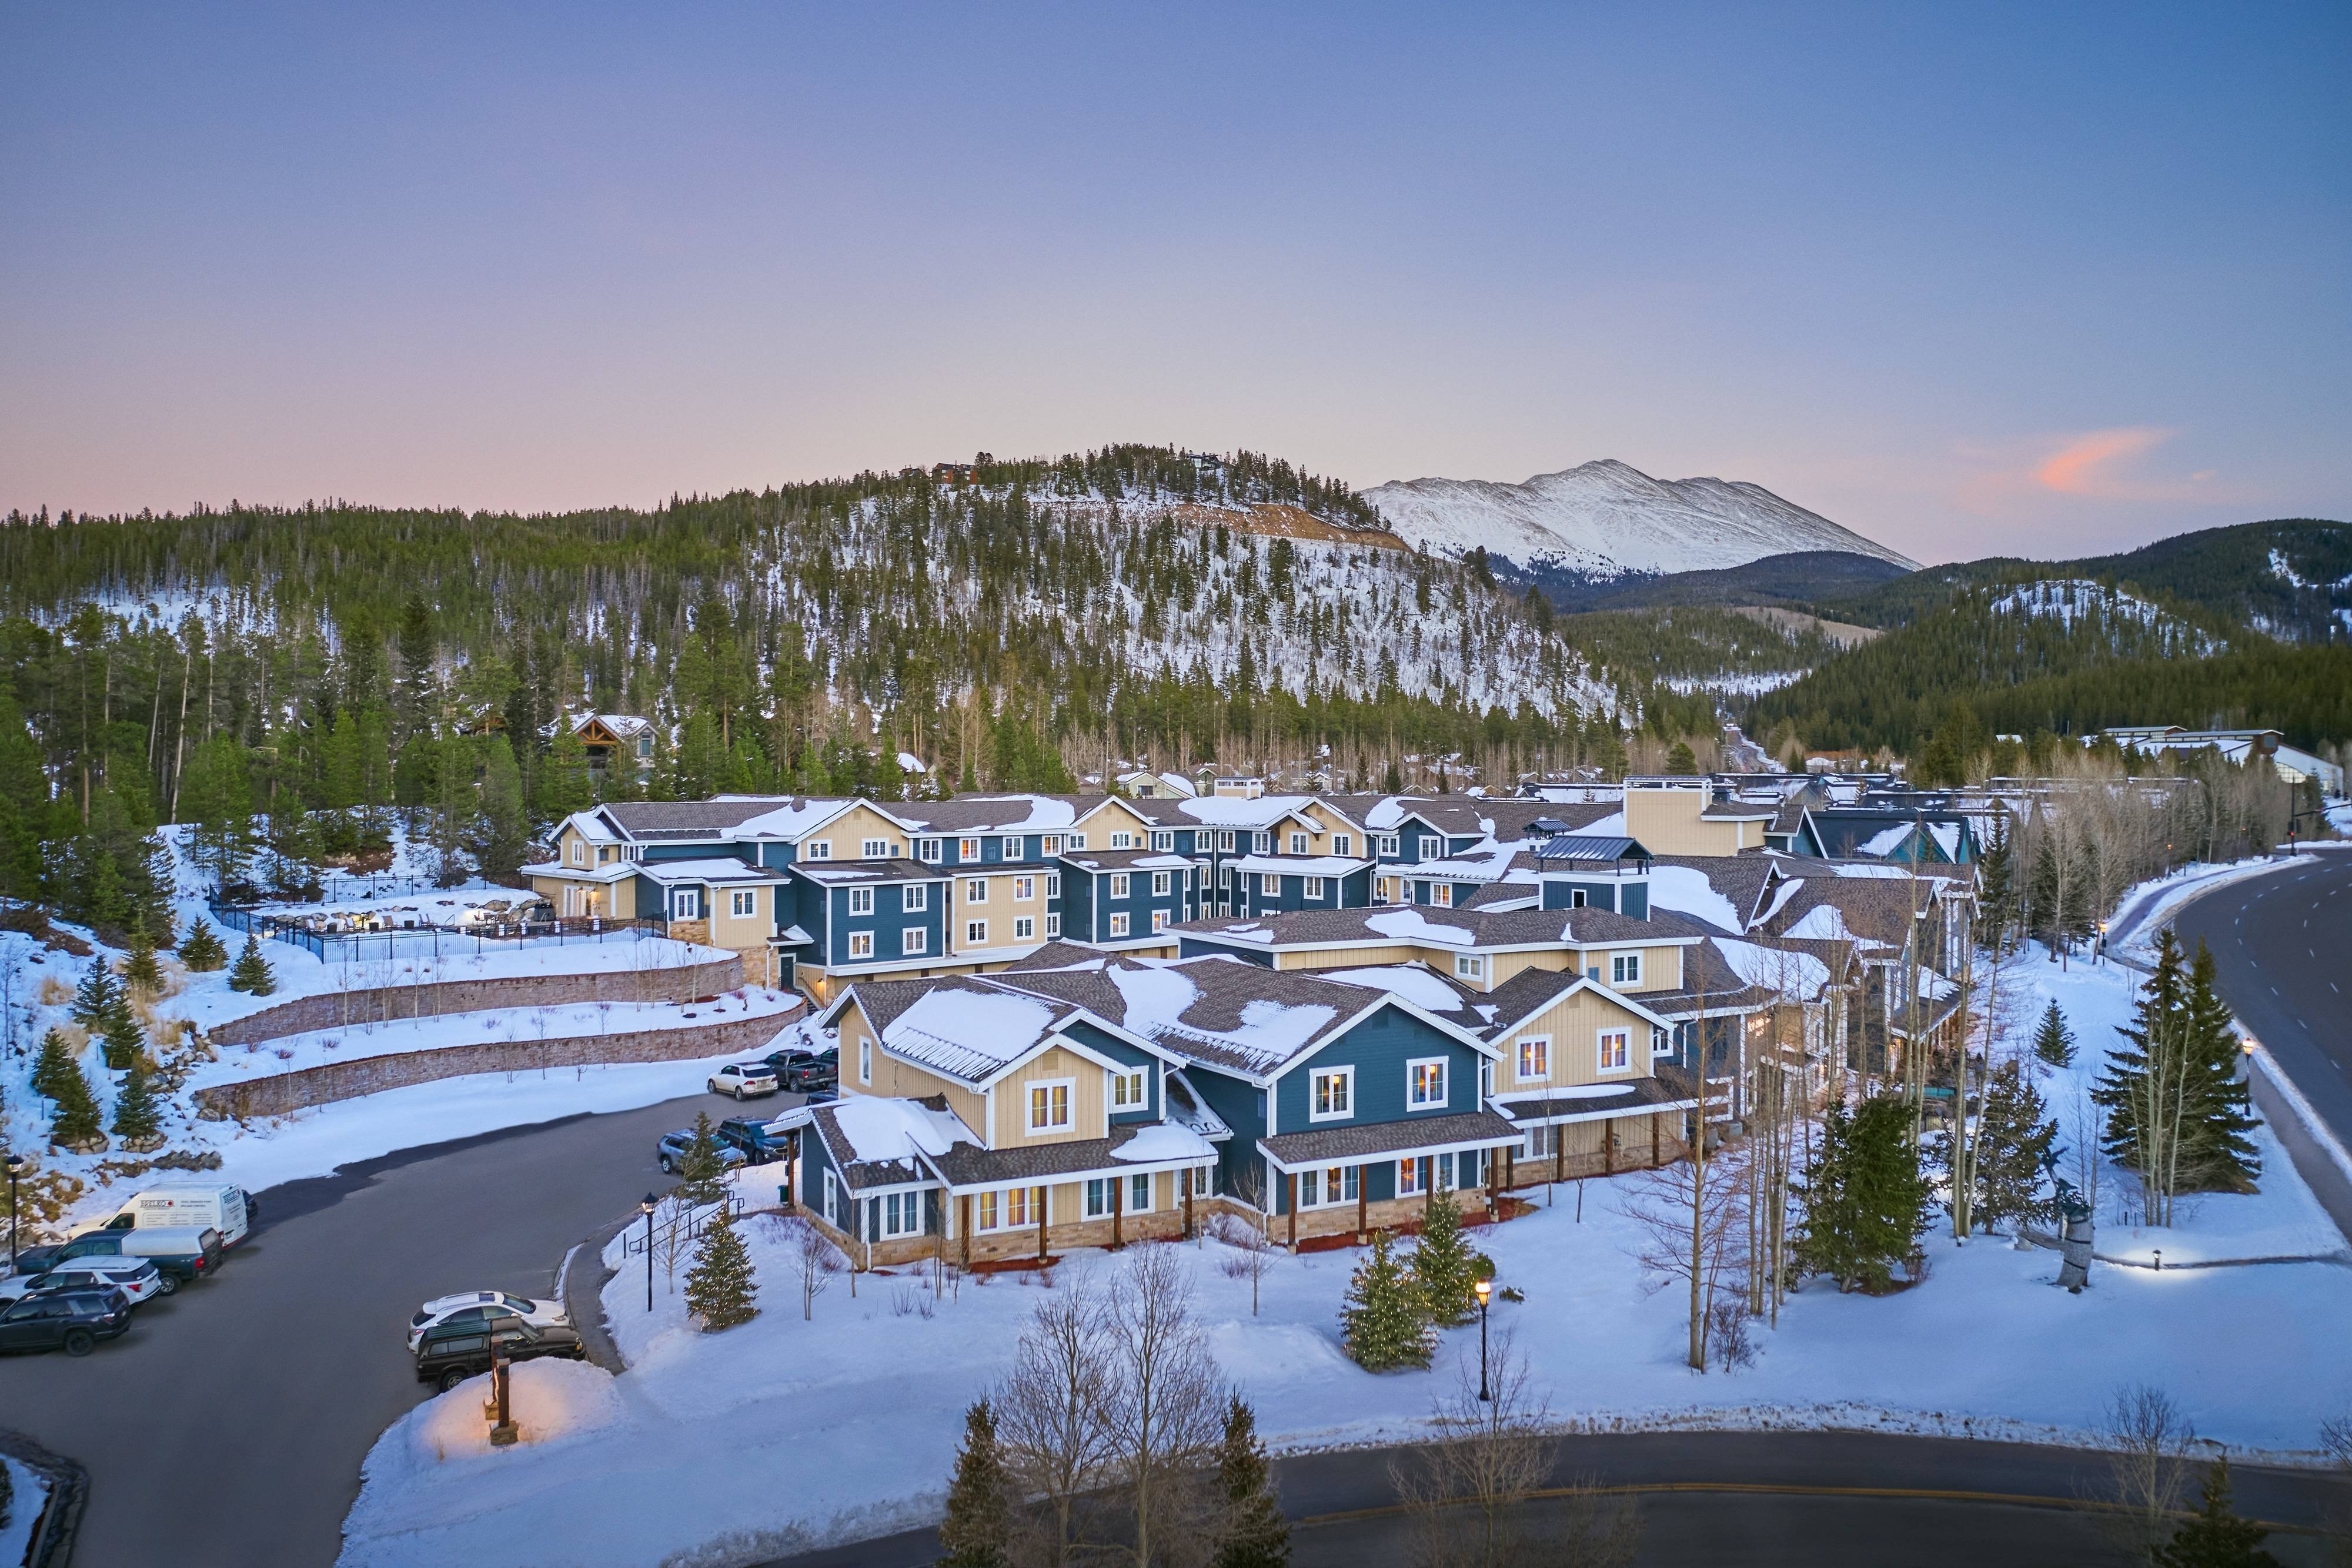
left=1488, top=1076, right=1696, bottom=1125
left=1256, top=1109, right=1522, bottom=1172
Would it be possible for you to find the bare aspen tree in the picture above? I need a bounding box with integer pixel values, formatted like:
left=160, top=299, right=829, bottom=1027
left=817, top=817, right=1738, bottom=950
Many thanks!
left=1102, top=1243, right=1227, bottom=1568
left=1620, top=1124, right=1748, bottom=1373
left=2093, top=1383, right=2197, bottom=1564
left=997, top=1279, right=1120, bottom=1566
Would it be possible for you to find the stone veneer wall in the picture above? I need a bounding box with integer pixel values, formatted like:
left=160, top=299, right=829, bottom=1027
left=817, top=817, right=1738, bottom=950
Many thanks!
left=194, top=999, right=800, bottom=1120
left=205, top=953, right=746, bottom=1047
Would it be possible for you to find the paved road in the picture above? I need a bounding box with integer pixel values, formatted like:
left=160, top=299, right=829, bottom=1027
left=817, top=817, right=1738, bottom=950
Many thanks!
left=770, top=1430, right=2352, bottom=1567
left=0, top=1087, right=735, bottom=1568
left=2172, top=851, right=2352, bottom=1238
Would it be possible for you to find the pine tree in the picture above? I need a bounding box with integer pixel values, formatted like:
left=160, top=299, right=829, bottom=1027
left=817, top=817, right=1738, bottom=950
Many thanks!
left=121, top=914, right=163, bottom=998
left=1212, top=1395, right=1289, bottom=1568
left=536, top=720, right=593, bottom=824
left=2153, top=1459, right=2280, bottom=1567
left=1339, top=1230, right=1432, bottom=1370
left=2097, top=928, right=2193, bottom=1208
left=1977, top=821, right=2017, bottom=954
left=2179, top=941, right=2261, bottom=1191
left=70, top=964, right=123, bottom=1031
left=673, top=1112, right=731, bottom=1207
left=683, top=1211, right=759, bottom=1330
left=1795, top=1095, right=1935, bottom=1292
left=1966, top=1060, right=2059, bottom=1236
left=228, top=932, right=278, bottom=996
left=1665, top=740, right=1699, bottom=776
left=2032, top=998, right=2076, bottom=1068
left=112, top=1054, right=163, bottom=1145
left=46, top=1048, right=105, bottom=1151
left=1409, top=1188, right=1481, bottom=1328
left=936, top=1399, right=1011, bottom=1568
left=178, top=918, right=228, bottom=971
left=99, top=992, right=145, bottom=1072
left=31, top=1029, right=80, bottom=1102
left=472, top=734, right=530, bottom=879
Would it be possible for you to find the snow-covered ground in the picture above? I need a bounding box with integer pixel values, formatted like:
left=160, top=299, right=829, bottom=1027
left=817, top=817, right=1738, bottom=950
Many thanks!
left=0, top=1455, right=46, bottom=1564
left=339, top=960, right=2352, bottom=1568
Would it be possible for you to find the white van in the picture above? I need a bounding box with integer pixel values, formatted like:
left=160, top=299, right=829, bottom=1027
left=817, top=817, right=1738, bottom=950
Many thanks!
left=74, top=1183, right=253, bottom=1249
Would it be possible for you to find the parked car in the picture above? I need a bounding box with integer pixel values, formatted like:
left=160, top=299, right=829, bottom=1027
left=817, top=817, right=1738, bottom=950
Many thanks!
left=707, top=1062, right=780, bottom=1101
left=801, top=1088, right=840, bottom=1106
left=415, top=1316, right=586, bottom=1392
left=407, top=1290, right=571, bottom=1353
left=72, top=1182, right=255, bottom=1248
left=760, top=1046, right=838, bottom=1091
left=716, top=1115, right=797, bottom=1165
left=7, top=1259, right=170, bottom=1308
left=0, top=1289, right=134, bottom=1357
left=17, top=1225, right=223, bottom=1285
left=656, top=1128, right=749, bottom=1176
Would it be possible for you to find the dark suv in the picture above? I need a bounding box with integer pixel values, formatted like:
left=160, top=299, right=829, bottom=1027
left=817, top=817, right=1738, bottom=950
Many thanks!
left=415, top=1316, right=587, bottom=1392
left=716, top=1115, right=799, bottom=1166
left=761, top=1046, right=838, bottom=1092
left=0, top=1289, right=134, bottom=1356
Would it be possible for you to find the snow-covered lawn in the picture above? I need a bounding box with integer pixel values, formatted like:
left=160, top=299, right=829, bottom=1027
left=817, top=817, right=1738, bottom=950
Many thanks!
left=0, top=1455, right=47, bottom=1564
left=338, top=962, right=2352, bottom=1568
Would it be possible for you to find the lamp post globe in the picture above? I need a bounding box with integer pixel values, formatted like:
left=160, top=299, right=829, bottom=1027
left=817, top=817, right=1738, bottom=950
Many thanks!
left=1474, top=1276, right=1493, bottom=1402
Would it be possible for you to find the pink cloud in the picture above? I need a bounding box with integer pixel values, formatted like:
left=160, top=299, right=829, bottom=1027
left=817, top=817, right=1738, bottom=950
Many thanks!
left=1955, top=426, right=2253, bottom=519
left=2035, top=426, right=2172, bottom=496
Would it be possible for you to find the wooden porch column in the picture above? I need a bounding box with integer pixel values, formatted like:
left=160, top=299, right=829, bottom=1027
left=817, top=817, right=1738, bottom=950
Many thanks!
left=958, top=1194, right=972, bottom=1271
left=1355, top=1174, right=1367, bottom=1241
left=1285, top=1172, right=1298, bottom=1249
left=1553, top=1126, right=1565, bottom=1185
left=1182, top=1167, right=1195, bottom=1239
left=1110, top=1172, right=1124, bottom=1250
left=1651, top=1113, right=1662, bottom=1168
left=1487, top=1148, right=1502, bottom=1213
left=1036, top=1186, right=1049, bottom=1261
left=1603, top=1120, right=1616, bottom=1175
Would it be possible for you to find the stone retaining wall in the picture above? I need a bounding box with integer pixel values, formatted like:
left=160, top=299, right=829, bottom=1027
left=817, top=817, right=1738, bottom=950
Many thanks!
left=206, top=952, right=746, bottom=1047
left=193, top=999, right=801, bottom=1120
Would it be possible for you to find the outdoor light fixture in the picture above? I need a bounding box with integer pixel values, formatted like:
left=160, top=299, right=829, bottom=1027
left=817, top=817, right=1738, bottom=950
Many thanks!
left=2242, top=1036, right=2258, bottom=1055
left=4, top=1152, right=24, bottom=1273
left=642, top=1192, right=659, bottom=1313
left=1474, top=1276, right=1494, bottom=1402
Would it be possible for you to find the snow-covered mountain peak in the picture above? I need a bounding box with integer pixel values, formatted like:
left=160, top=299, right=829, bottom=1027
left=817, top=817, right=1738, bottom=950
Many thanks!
left=1361, top=459, right=1917, bottom=580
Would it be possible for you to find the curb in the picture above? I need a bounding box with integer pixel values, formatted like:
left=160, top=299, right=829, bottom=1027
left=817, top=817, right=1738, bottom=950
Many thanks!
left=563, top=1212, right=637, bottom=1373
left=0, top=1427, right=89, bottom=1568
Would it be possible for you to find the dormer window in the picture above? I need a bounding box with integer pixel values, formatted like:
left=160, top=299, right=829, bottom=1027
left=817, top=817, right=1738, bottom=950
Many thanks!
left=861, top=839, right=890, bottom=858
left=1001, top=835, right=1023, bottom=861
left=569, top=840, right=584, bottom=865
left=960, top=837, right=981, bottom=862
left=1110, top=831, right=1134, bottom=850
left=803, top=841, right=831, bottom=861
left=1288, top=833, right=1308, bottom=854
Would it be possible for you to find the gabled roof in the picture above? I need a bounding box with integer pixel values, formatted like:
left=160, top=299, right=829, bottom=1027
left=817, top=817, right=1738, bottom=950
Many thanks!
left=632, top=857, right=789, bottom=886
left=595, top=797, right=863, bottom=842
left=823, top=972, right=1185, bottom=1089
left=1174, top=903, right=1710, bottom=954
left=806, top=1095, right=977, bottom=1193
left=887, top=794, right=1088, bottom=834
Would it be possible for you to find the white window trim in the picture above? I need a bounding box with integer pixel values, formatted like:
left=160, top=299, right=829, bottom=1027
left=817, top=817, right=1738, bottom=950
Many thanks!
left=965, top=919, right=988, bottom=946
left=1067, top=833, right=1087, bottom=851
left=1014, top=915, right=1035, bottom=941
left=1406, top=1057, right=1449, bottom=1110
left=1288, top=833, right=1308, bottom=854
left=960, top=837, right=981, bottom=861
left=1596, top=1028, right=1633, bottom=1075
left=902, top=926, right=927, bottom=955
left=802, top=840, right=831, bottom=860
left=879, top=1191, right=924, bottom=1238
left=1108, top=911, right=1131, bottom=937
left=730, top=889, right=756, bottom=918
left=1308, top=1065, right=1355, bottom=1122
left=1378, top=834, right=1399, bottom=856
left=1043, top=835, right=1063, bottom=855
left=671, top=890, right=701, bottom=920
left=1304, top=875, right=1326, bottom=900
left=1612, top=952, right=1642, bottom=986
left=1127, top=1171, right=1154, bottom=1213
left=1514, top=1034, right=1551, bottom=1084
left=903, top=884, right=927, bottom=912
left=858, top=1037, right=873, bottom=1084
left=1014, top=876, right=1035, bottom=901
left=1433, top=884, right=1454, bottom=907
left=1111, top=1067, right=1147, bottom=1109
left=1332, top=834, right=1353, bottom=856
left=1454, top=954, right=1486, bottom=981
left=1045, top=912, right=1062, bottom=938
left=1001, top=835, right=1022, bottom=860
left=861, top=838, right=889, bottom=858
left=1299, top=1164, right=1359, bottom=1209
left=848, top=887, right=875, bottom=916
left=1151, top=910, right=1169, bottom=933
left=965, top=878, right=988, bottom=903
left=1024, top=1076, right=1076, bottom=1135
left=1396, top=1155, right=1429, bottom=1198
left=848, top=931, right=874, bottom=959
left=1151, top=870, right=1171, bottom=895
left=569, top=840, right=584, bottom=865
left=1260, top=873, right=1279, bottom=896
left=1110, top=873, right=1130, bottom=898
left=918, top=838, right=943, bottom=862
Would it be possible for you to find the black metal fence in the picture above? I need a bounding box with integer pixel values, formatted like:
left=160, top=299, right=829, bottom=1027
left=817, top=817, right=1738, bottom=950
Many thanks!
left=206, top=901, right=668, bottom=965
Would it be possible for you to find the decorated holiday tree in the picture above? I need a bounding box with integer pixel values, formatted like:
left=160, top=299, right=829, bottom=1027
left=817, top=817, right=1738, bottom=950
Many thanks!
left=936, top=1399, right=1010, bottom=1568
left=1409, top=1188, right=1481, bottom=1327
left=178, top=918, right=228, bottom=972
left=1339, top=1229, right=1432, bottom=1371
left=228, top=932, right=278, bottom=997
left=1212, top=1396, right=1290, bottom=1568
left=2032, top=998, right=2075, bottom=1068
left=683, top=1211, right=759, bottom=1330
left=121, top=915, right=164, bottom=998
left=112, top=1054, right=164, bottom=1148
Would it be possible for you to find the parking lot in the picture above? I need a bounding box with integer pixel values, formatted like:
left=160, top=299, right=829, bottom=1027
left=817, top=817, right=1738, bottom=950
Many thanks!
left=1, top=1085, right=794, bottom=1568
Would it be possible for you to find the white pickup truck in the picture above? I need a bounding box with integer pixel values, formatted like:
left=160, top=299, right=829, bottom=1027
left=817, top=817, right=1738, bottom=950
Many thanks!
left=73, top=1182, right=253, bottom=1249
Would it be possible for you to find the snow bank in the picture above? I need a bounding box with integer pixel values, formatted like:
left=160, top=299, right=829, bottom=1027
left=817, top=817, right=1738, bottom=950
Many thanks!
left=1645, top=865, right=1742, bottom=934
left=0, top=1456, right=46, bottom=1566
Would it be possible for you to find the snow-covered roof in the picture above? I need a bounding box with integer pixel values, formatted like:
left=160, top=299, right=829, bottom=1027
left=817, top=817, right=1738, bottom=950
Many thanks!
left=1224, top=853, right=1371, bottom=878
left=1108, top=1122, right=1217, bottom=1164
left=633, top=858, right=789, bottom=885
left=891, top=795, right=1083, bottom=833
left=880, top=985, right=1069, bottom=1082
left=1316, top=965, right=1482, bottom=1017
left=726, top=797, right=864, bottom=839
left=1166, top=795, right=1323, bottom=829
left=1709, top=937, right=1832, bottom=1000
left=828, top=1095, right=978, bottom=1164
left=1643, top=864, right=1745, bottom=934
left=1363, top=907, right=1476, bottom=945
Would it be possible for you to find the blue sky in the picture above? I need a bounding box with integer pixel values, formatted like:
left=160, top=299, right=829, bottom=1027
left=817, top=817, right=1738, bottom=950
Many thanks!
left=2, top=2, right=2345, bottom=562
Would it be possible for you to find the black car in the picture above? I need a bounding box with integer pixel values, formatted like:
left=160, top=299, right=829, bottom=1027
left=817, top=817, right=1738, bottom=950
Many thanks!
left=415, top=1316, right=587, bottom=1392
left=656, top=1126, right=749, bottom=1176
left=0, top=1289, right=133, bottom=1356
left=716, top=1115, right=797, bottom=1165
left=761, top=1046, right=838, bottom=1092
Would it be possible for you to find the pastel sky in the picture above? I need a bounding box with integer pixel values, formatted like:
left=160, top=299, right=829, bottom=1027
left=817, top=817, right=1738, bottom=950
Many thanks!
left=3, top=2, right=2346, bottom=564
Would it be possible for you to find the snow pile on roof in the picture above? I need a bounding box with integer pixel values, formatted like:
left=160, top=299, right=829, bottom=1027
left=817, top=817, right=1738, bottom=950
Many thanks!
left=1926, top=822, right=1962, bottom=859
left=1859, top=824, right=1915, bottom=858
left=1108, top=964, right=1205, bottom=1029
left=1754, top=878, right=1805, bottom=927
left=1827, top=862, right=1910, bottom=879
left=1319, top=966, right=1469, bottom=1014
left=1111, top=1123, right=1217, bottom=1164
left=1227, top=854, right=1364, bottom=877
left=1365, top=908, right=1474, bottom=945
left=829, top=1096, right=976, bottom=1164
left=883, top=989, right=1061, bottom=1082
left=731, top=799, right=851, bottom=838
left=1782, top=904, right=1864, bottom=943
left=1645, top=865, right=1742, bottom=934
left=1172, top=796, right=1317, bottom=827
left=1711, top=938, right=1830, bottom=999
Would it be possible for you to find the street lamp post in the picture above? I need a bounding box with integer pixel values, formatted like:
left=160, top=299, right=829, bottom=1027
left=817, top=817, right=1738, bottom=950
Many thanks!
left=641, top=1192, right=659, bottom=1313
left=1474, top=1276, right=1492, bottom=1402
left=5, top=1152, right=24, bottom=1273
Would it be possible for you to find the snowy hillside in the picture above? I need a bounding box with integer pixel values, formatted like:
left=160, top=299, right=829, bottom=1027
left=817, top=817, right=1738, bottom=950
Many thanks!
left=1363, top=459, right=1916, bottom=580
left=1987, top=579, right=2222, bottom=655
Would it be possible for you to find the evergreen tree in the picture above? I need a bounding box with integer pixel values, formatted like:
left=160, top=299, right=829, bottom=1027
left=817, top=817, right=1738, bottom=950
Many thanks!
left=1795, top=1096, right=1935, bottom=1292
left=1965, top=1060, right=2059, bottom=1236
left=121, top=914, right=163, bottom=998
left=111, top=1054, right=163, bottom=1145
left=70, top=964, right=123, bottom=1031
left=683, top=1211, right=759, bottom=1329
left=1665, top=740, right=1699, bottom=776
left=2032, top=998, right=2076, bottom=1068
left=672, top=1112, right=731, bottom=1207
left=178, top=918, right=228, bottom=971
left=177, top=734, right=257, bottom=890
left=472, top=734, right=530, bottom=879
left=1211, top=1395, right=1289, bottom=1568
left=2096, top=929, right=2197, bottom=1202
left=1409, top=1188, right=1481, bottom=1328
left=31, top=1028, right=81, bottom=1102
left=99, top=992, right=145, bottom=1072
left=536, top=720, right=593, bottom=824
left=228, top=932, right=278, bottom=996
left=2153, top=1459, right=2279, bottom=1568
left=46, top=1049, right=105, bottom=1151
left=936, top=1399, right=1011, bottom=1568
left=2179, top=941, right=2261, bottom=1191
left=1339, top=1230, right=1432, bottom=1370
left=1977, top=820, right=2017, bottom=954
